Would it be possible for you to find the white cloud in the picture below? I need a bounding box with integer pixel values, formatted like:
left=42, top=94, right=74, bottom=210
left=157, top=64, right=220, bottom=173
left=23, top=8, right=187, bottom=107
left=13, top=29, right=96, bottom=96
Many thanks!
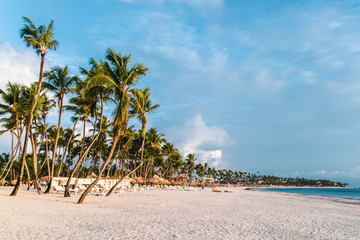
left=0, top=42, right=41, bottom=90
left=171, top=114, right=234, bottom=168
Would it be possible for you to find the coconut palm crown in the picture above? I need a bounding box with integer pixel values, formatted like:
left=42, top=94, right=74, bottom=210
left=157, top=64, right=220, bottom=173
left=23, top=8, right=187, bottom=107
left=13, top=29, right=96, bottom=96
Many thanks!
left=20, top=17, right=58, bottom=55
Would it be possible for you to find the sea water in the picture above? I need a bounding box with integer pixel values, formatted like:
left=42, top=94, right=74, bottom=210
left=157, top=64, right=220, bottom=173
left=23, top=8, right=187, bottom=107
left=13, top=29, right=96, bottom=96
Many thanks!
left=258, top=187, right=360, bottom=200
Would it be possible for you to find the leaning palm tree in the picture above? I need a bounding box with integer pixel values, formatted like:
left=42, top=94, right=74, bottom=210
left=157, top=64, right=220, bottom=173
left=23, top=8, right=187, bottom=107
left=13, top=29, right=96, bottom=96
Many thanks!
left=38, top=94, right=55, bottom=179
left=42, top=66, right=78, bottom=193
left=64, top=60, right=110, bottom=197
left=0, top=118, right=17, bottom=184
left=11, top=17, right=58, bottom=196
left=78, top=49, right=148, bottom=203
left=21, top=83, right=49, bottom=193
left=106, top=88, right=159, bottom=196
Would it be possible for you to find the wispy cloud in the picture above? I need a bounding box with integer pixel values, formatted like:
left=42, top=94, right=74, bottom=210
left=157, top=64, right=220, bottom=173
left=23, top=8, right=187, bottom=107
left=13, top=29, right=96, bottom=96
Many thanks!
left=0, top=42, right=42, bottom=89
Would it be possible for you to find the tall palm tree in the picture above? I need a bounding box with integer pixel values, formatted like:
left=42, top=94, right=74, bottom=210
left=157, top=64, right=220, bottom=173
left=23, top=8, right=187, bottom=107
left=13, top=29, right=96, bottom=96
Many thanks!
left=131, top=88, right=159, bottom=165
left=21, top=83, right=49, bottom=193
left=38, top=94, right=55, bottom=178
left=78, top=49, right=148, bottom=203
left=105, top=88, right=159, bottom=196
left=64, top=60, right=110, bottom=197
left=11, top=17, right=58, bottom=196
left=42, top=65, right=78, bottom=193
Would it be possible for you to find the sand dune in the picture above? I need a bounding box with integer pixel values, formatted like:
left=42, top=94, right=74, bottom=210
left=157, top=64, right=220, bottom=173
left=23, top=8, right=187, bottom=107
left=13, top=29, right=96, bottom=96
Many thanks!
left=0, top=186, right=359, bottom=239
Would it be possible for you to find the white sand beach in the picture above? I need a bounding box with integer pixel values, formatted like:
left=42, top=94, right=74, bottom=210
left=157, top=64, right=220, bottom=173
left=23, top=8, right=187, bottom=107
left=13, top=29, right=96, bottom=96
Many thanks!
left=0, top=186, right=359, bottom=240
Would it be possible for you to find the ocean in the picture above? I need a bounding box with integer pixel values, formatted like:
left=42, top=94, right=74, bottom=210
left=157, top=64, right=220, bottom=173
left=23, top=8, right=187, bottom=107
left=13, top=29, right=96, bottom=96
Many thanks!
left=258, top=187, right=360, bottom=200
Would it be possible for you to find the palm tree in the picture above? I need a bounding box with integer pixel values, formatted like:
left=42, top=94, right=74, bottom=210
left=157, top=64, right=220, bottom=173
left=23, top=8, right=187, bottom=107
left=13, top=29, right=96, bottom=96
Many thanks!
left=11, top=17, right=58, bottom=196
left=0, top=82, right=23, bottom=182
left=105, top=88, right=159, bottom=196
left=21, top=83, right=49, bottom=193
left=131, top=88, right=159, bottom=165
left=42, top=65, right=78, bottom=193
left=195, top=163, right=205, bottom=181
left=161, top=141, right=175, bottom=177
left=38, top=94, right=55, bottom=178
left=63, top=86, right=92, bottom=197
left=78, top=49, right=148, bottom=203
left=143, top=128, right=165, bottom=182
left=64, top=60, right=110, bottom=197
left=185, top=153, right=196, bottom=182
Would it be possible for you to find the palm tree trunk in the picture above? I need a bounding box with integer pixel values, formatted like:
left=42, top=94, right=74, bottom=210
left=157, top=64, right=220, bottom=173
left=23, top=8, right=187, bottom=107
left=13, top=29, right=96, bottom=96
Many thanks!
left=45, top=97, right=64, bottom=193
left=24, top=160, right=31, bottom=190
left=30, top=126, right=43, bottom=194
left=57, top=116, right=80, bottom=177
left=0, top=131, right=16, bottom=180
left=77, top=130, right=120, bottom=204
left=106, top=162, right=143, bottom=196
left=43, top=115, right=51, bottom=181
left=2, top=123, right=23, bottom=182
left=67, top=147, right=85, bottom=197
left=65, top=101, right=104, bottom=197
left=1, top=142, right=20, bottom=184
left=11, top=53, right=46, bottom=196
left=106, top=140, right=121, bottom=177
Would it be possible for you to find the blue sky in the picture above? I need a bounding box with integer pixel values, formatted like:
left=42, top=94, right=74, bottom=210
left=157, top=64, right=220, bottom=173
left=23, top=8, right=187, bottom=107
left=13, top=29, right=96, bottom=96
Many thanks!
left=1, top=0, right=360, bottom=186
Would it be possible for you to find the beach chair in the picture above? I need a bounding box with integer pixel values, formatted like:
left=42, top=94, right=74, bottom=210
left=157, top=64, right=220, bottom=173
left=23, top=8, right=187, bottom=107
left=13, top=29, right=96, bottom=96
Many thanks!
left=54, top=185, right=77, bottom=194
left=54, top=185, right=65, bottom=194
left=113, top=186, right=124, bottom=194
left=90, top=186, right=108, bottom=196
left=78, top=185, right=87, bottom=192
left=212, top=189, right=221, bottom=192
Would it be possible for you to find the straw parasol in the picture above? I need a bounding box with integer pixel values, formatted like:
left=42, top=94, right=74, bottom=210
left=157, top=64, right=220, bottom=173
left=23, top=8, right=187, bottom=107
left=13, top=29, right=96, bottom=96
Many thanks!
left=39, top=176, right=49, bottom=182
left=86, top=173, right=97, bottom=178
left=130, top=178, right=137, bottom=184
left=0, top=180, right=8, bottom=185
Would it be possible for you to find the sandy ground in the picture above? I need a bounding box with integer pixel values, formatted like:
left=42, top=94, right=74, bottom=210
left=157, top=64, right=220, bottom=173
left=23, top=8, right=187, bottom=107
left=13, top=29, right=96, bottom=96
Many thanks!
left=0, top=186, right=359, bottom=240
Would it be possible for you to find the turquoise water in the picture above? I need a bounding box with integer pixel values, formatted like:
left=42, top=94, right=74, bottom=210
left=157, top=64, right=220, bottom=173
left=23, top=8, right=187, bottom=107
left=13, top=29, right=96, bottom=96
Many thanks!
left=258, top=187, right=360, bottom=200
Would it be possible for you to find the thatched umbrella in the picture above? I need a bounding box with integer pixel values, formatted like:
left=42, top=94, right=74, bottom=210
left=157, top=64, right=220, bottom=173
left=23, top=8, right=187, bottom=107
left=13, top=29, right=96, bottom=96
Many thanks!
left=39, top=176, right=50, bottom=182
left=86, top=173, right=97, bottom=178
left=0, top=180, right=8, bottom=186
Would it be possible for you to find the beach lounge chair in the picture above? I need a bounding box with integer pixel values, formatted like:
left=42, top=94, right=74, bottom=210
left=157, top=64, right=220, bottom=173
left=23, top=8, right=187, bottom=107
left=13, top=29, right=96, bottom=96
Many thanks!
left=113, top=186, right=124, bottom=194
left=78, top=185, right=87, bottom=192
left=53, top=185, right=77, bottom=194
left=212, top=189, right=221, bottom=192
left=90, top=186, right=108, bottom=196
left=54, top=185, right=65, bottom=194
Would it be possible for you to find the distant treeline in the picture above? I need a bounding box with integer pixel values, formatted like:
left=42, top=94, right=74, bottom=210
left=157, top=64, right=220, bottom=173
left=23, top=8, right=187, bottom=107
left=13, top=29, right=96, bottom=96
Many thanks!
left=208, top=169, right=348, bottom=187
